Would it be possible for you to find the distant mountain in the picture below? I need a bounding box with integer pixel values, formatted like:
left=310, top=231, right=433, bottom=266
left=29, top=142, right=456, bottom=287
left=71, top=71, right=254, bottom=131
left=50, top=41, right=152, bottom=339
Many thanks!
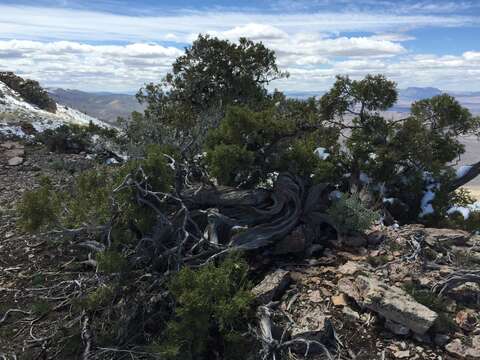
left=48, top=88, right=145, bottom=125
left=287, top=87, right=480, bottom=115
left=398, top=87, right=443, bottom=100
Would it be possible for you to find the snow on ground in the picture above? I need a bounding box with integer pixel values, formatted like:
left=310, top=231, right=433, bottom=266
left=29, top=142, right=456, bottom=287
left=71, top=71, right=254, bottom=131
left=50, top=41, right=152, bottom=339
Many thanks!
left=0, top=80, right=112, bottom=137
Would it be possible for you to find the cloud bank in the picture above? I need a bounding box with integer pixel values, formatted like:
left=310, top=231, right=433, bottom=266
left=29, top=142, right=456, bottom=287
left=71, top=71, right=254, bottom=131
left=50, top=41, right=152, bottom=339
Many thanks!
left=0, top=3, right=479, bottom=92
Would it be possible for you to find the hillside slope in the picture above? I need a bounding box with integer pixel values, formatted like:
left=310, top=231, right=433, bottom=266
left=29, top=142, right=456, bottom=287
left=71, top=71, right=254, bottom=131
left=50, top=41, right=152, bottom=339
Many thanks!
left=0, top=81, right=111, bottom=137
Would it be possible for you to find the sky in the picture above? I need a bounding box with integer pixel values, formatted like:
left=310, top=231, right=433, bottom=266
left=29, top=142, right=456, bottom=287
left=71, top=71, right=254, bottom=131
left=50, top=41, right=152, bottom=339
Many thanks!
left=0, top=0, right=479, bottom=93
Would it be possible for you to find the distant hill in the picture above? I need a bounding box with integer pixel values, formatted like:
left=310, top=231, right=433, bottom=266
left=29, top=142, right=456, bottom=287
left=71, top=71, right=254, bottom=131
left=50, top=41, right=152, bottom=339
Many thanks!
left=48, top=89, right=145, bottom=125
left=286, top=87, right=480, bottom=115
left=398, top=87, right=443, bottom=100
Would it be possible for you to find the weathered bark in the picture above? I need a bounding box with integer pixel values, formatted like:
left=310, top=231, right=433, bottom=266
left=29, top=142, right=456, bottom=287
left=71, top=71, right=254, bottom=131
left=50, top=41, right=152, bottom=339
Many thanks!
left=447, top=160, right=480, bottom=192
left=178, top=173, right=334, bottom=253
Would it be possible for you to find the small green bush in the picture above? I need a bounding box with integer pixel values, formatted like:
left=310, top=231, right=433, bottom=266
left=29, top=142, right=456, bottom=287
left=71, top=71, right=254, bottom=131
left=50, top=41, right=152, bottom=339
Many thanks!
left=17, top=177, right=60, bottom=232
left=327, top=192, right=379, bottom=235
left=85, top=285, right=115, bottom=310
left=156, top=255, right=254, bottom=360
left=96, top=251, right=128, bottom=273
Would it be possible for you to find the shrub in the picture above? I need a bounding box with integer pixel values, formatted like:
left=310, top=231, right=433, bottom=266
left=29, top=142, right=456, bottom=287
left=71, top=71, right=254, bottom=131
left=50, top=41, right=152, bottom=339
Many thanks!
left=18, top=146, right=175, bottom=246
left=0, top=71, right=57, bottom=112
left=155, top=254, right=254, bottom=360
left=327, top=192, right=379, bottom=235
left=40, top=125, right=91, bottom=153
left=96, top=251, right=128, bottom=274
left=17, top=177, right=60, bottom=232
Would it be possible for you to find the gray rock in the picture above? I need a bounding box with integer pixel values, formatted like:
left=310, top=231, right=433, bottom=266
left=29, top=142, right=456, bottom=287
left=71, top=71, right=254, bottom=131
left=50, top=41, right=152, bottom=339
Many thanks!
left=445, top=335, right=480, bottom=359
left=351, top=275, right=438, bottom=335
left=252, top=269, right=290, bottom=304
left=434, top=334, right=450, bottom=347
left=385, top=319, right=410, bottom=336
left=422, top=228, right=470, bottom=247
left=8, top=156, right=23, bottom=166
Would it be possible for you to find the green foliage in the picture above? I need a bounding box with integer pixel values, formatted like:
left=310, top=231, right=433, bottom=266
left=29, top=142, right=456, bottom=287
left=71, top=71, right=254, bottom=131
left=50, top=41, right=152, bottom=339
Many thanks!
left=31, top=300, right=51, bottom=317
left=327, top=192, right=379, bottom=235
left=17, top=177, right=60, bottom=232
left=0, top=71, right=57, bottom=112
left=84, top=285, right=115, bottom=310
left=320, top=74, right=480, bottom=221
left=205, top=103, right=340, bottom=187
left=206, top=144, right=255, bottom=185
left=156, top=255, right=254, bottom=360
left=18, top=145, right=174, bottom=251
left=40, top=122, right=118, bottom=153
left=128, top=34, right=287, bottom=154
left=96, top=251, right=128, bottom=273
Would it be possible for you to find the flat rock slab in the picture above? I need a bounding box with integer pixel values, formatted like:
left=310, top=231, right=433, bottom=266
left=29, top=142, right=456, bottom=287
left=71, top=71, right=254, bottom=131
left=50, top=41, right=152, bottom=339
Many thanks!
left=344, top=275, right=438, bottom=335
left=422, top=228, right=470, bottom=247
left=252, top=269, right=291, bottom=304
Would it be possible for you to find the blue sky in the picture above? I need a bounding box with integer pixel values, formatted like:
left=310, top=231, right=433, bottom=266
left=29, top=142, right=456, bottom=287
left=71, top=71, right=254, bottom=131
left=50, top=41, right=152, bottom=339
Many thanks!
left=0, top=0, right=479, bottom=92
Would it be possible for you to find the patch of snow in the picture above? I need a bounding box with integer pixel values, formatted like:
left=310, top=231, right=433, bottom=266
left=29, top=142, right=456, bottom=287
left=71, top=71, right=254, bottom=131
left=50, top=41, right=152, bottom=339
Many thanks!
left=313, top=147, right=330, bottom=160
left=0, top=80, right=112, bottom=135
left=106, top=158, right=119, bottom=165
left=470, top=201, right=480, bottom=211
left=419, top=187, right=437, bottom=217
left=359, top=172, right=371, bottom=184
left=383, top=197, right=395, bottom=204
left=456, top=165, right=472, bottom=179
left=0, top=123, right=28, bottom=138
left=447, top=206, right=471, bottom=220
left=329, top=190, right=342, bottom=200
left=369, top=152, right=378, bottom=160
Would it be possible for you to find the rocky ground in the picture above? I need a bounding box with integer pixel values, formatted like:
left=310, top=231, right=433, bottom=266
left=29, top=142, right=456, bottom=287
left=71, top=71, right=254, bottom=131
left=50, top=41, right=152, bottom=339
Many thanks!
left=0, top=137, right=479, bottom=359
left=0, top=137, right=96, bottom=358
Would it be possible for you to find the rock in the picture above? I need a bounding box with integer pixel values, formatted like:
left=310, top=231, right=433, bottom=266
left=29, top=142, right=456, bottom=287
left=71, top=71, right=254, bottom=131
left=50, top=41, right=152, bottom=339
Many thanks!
left=5, top=148, right=24, bottom=158
left=338, top=277, right=361, bottom=300
left=434, top=334, right=450, bottom=347
left=1, top=141, right=21, bottom=149
left=290, top=306, right=327, bottom=337
left=450, top=282, right=480, bottom=305
left=273, top=227, right=306, bottom=255
left=350, top=276, right=438, bottom=334
left=340, top=233, right=367, bottom=247
left=308, top=290, right=323, bottom=303
left=455, top=309, right=477, bottom=332
left=252, top=269, right=291, bottom=304
left=393, top=350, right=410, bottom=359
left=422, top=228, right=470, bottom=247
left=367, top=230, right=385, bottom=246
left=338, top=261, right=365, bottom=275
left=413, top=333, right=432, bottom=344
left=331, top=293, right=348, bottom=306
left=385, top=319, right=410, bottom=336
left=8, top=156, right=23, bottom=166
left=446, top=335, right=480, bottom=359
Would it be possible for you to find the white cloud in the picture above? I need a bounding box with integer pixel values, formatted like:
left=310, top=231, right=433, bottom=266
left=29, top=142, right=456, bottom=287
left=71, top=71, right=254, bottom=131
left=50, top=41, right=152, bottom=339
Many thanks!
left=0, top=4, right=478, bottom=92
left=0, top=5, right=476, bottom=43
